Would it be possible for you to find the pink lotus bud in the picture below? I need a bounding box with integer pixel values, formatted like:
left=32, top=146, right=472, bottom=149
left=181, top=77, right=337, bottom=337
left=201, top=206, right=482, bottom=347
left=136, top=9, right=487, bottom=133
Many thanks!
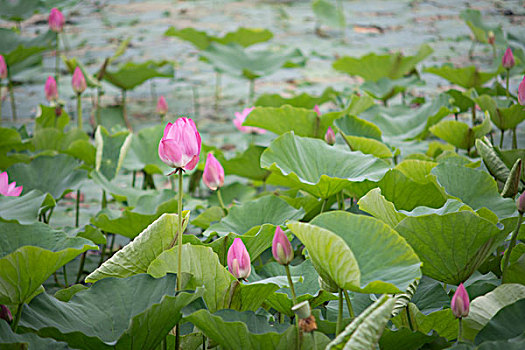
left=0, top=55, right=7, bottom=80
left=72, top=67, right=86, bottom=94
left=502, top=47, right=515, bottom=69
left=313, top=105, right=321, bottom=117
left=517, top=192, right=525, bottom=213
left=45, top=76, right=58, bottom=102
left=233, top=107, right=266, bottom=134
left=451, top=283, right=470, bottom=318
left=272, top=226, right=293, bottom=265
left=519, top=76, right=525, bottom=106
left=48, top=8, right=65, bottom=33
left=325, top=127, right=336, bottom=145
left=0, top=172, right=22, bottom=197
left=0, top=305, right=12, bottom=324
left=158, top=117, right=201, bottom=171
left=156, top=96, right=168, bottom=115
left=487, top=31, right=495, bottom=46
left=203, top=153, right=225, bottom=191
left=227, top=238, right=251, bottom=280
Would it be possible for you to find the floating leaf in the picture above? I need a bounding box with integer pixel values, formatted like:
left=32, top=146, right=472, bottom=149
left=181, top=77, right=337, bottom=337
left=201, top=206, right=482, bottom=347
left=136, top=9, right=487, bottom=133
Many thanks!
left=361, top=76, right=422, bottom=102
left=312, top=0, right=344, bottom=28
left=430, top=116, right=492, bottom=150
left=165, top=27, right=273, bottom=49
left=255, top=87, right=337, bottom=108
left=475, top=95, right=525, bottom=131
left=103, top=60, right=174, bottom=90
left=424, top=65, right=498, bottom=89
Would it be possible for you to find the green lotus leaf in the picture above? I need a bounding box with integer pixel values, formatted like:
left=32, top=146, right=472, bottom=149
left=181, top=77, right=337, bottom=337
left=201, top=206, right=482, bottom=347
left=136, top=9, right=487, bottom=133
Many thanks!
left=424, top=65, right=498, bottom=88
left=122, top=124, right=171, bottom=175
left=63, top=139, right=96, bottom=167
left=327, top=295, right=395, bottom=349
left=0, top=319, right=69, bottom=350
left=244, top=105, right=339, bottom=138
left=218, top=145, right=270, bottom=181
left=430, top=116, right=492, bottom=150
left=7, top=154, right=87, bottom=199
left=0, top=221, right=97, bottom=305
left=165, top=27, right=273, bottom=49
left=32, top=127, right=89, bottom=154
left=207, top=182, right=256, bottom=207
left=34, top=105, right=69, bottom=132
left=342, top=135, right=393, bottom=158
left=85, top=212, right=188, bottom=283
left=335, top=114, right=383, bottom=140
left=475, top=299, right=525, bottom=344
left=312, top=0, right=344, bottom=28
left=357, top=188, right=407, bottom=227
left=395, top=211, right=506, bottom=284
left=54, top=284, right=88, bottom=302
left=332, top=44, right=433, bottom=82
left=501, top=243, right=525, bottom=284
left=204, top=195, right=304, bottom=237
left=255, top=87, right=337, bottom=108
left=361, top=76, right=422, bottom=101
left=392, top=303, right=458, bottom=341
left=476, top=95, right=525, bottom=131
left=289, top=211, right=421, bottom=293
left=95, top=126, right=132, bottom=181
left=183, top=307, right=329, bottom=349
left=432, top=162, right=516, bottom=218
left=192, top=206, right=224, bottom=229
left=199, top=42, right=304, bottom=80
left=379, top=328, right=437, bottom=350
left=103, top=60, right=174, bottom=90
left=0, top=190, right=55, bottom=224
left=261, top=132, right=391, bottom=199
left=19, top=274, right=203, bottom=350
left=460, top=9, right=505, bottom=45
left=0, top=28, right=55, bottom=72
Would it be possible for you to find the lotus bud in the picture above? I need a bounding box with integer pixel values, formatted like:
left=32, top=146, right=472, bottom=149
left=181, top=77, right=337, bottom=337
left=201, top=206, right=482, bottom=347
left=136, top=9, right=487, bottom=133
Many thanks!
left=517, top=192, right=525, bottom=214
left=0, top=171, right=22, bottom=197
left=487, top=31, right=495, bottom=46
left=45, top=76, right=58, bottom=102
left=48, top=8, right=65, bottom=33
left=158, top=117, right=201, bottom=171
left=203, top=153, right=225, bottom=191
left=233, top=107, right=266, bottom=134
left=272, top=227, right=294, bottom=265
left=451, top=283, right=470, bottom=318
left=325, top=127, right=336, bottom=145
left=72, top=67, right=86, bottom=94
left=519, top=76, right=525, bottom=106
left=227, top=238, right=251, bottom=280
left=502, top=47, right=515, bottom=69
left=0, top=305, right=12, bottom=324
left=313, top=105, right=321, bottom=117
left=156, top=96, right=168, bottom=115
left=0, top=55, right=7, bottom=80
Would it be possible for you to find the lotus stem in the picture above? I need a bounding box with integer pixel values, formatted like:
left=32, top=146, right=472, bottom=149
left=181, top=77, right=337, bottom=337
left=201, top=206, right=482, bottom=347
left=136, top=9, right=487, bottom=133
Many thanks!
left=311, top=332, right=317, bottom=349
left=405, top=305, right=414, bottom=331
left=11, top=304, right=22, bottom=332
left=284, top=264, right=297, bottom=305
left=217, top=189, right=228, bottom=215
left=500, top=129, right=504, bottom=149
left=337, top=192, right=344, bottom=210
left=62, top=265, right=69, bottom=286
left=0, top=80, right=3, bottom=124
left=471, top=106, right=476, bottom=125
left=336, top=288, right=343, bottom=335
left=132, top=171, right=136, bottom=187
left=77, top=93, right=82, bottom=130
left=75, top=252, right=86, bottom=283
left=320, top=198, right=328, bottom=213
left=506, top=68, right=510, bottom=99
left=8, top=74, right=16, bottom=121
left=55, top=33, right=60, bottom=83
left=457, top=317, right=463, bottom=343
left=177, top=169, right=184, bottom=291
left=122, top=89, right=132, bottom=131
left=75, top=190, right=80, bottom=227
left=512, top=128, right=517, bottom=149
left=502, top=212, right=523, bottom=282
left=343, top=289, right=354, bottom=318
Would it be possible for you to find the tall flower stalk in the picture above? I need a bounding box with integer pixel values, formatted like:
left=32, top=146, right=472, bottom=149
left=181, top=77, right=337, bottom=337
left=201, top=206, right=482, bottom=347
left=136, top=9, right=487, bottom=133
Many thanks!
left=0, top=55, right=6, bottom=123
left=49, top=8, right=65, bottom=83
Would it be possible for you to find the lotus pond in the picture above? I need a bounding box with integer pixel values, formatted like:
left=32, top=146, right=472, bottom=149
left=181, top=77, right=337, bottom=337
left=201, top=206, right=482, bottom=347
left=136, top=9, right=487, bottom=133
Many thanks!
left=1, top=0, right=525, bottom=349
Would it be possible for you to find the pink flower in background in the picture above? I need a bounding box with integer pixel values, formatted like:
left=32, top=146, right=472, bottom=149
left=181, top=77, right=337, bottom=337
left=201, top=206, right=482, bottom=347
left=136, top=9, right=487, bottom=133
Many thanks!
left=0, top=172, right=22, bottom=197
left=272, top=227, right=294, bottom=265
left=517, top=191, right=525, bottom=213
left=313, top=105, right=321, bottom=116
left=233, top=107, right=266, bottom=134
left=518, top=76, right=525, bottom=105
left=325, top=127, right=336, bottom=145
left=45, top=76, right=58, bottom=102
left=72, top=67, right=86, bottom=94
left=48, top=8, right=65, bottom=33
left=227, top=238, right=251, bottom=280
left=451, top=283, right=470, bottom=318
left=158, top=117, right=201, bottom=171
left=502, top=47, right=515, bottom=69
left=156, top=96, right=168, bottom=115
left=0, top=55, right=7, bottom=80
left=203, top=153, right=224, bottom=191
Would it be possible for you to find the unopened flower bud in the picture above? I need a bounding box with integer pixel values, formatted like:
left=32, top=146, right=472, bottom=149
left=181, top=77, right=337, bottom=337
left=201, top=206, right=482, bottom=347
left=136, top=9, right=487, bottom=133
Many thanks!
left=0, top=305, right=12, bottom=324
left=272, top=227, right=294, bottom=265
left=517, top=191, right=525, bottom=213
left=325, top=127, right=336, bottom=145
left=502, top=47, right=515, bottom=69
left=227, top=238, right=251, bottom=280
left=451, top=283, right=470, bottom=318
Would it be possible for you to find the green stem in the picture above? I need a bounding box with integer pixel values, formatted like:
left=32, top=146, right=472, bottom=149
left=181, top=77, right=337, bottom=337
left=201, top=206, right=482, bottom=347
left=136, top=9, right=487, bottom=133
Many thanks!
left=342, top=289, right=355, bottom=318
left=98, top=232, right=108, bottom=267
left=162, top=337, right=167, bottom=350
left=0, top=81, right=3, bottom=125
left=75, top=252, right=86, bottom=283
left=177, top=169, right=184, bottom=291
left=77, top=93, right=82, bottom=130
left=122, top=89, right=131, bottom=130
left=8, top=75, right=16, bottom=121
left=502, top=212, right=523, bottom=282
left=336, top=289, right=343, bottom=335
left=62, top=265, right=69, bottom=287
left=471, top=106, right=476, bottom=125
left=457, top=317, right=463, bottom=343
left=500, top=129, right=505, bottom=149
left=11, top=304, right=22, bottom=332
left=132, top=171, right=136, bottom=187
left=284, top=264, right=297, bottom=305
left=506, top=68, right=510, bottom=99
left=311, top=332, right=317, bottom=350
left=337, top=192, right=344, bottom=210
left=320, top=198, right=328, bottom=213
left=217, top=188, right=228, bottom=215
left=405, top=305, right=414, bottom=331
left=95, top=88, right=101, bottom=127
left=55, top=33, right=60, bottom=83
left=75, top=190, right=80, bottom=227
left=512, top=128, right=517, bottom=149
left=101, top=190, right=107, bottom=209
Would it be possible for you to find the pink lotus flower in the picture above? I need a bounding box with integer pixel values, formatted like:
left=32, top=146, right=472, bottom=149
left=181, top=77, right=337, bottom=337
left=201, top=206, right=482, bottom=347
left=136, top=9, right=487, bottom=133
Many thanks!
left=0, top=55, right=7, bottom=80
left=325, top=127, right=336, bottom=145
left=45, top=76, right=58, bottom=102
left=156, top=96, right=168, bottom=115
left=227, top=238, right=251, bottom=280
left=272, top=227, right=293, bottom=265
left=203, top=153, right=224, bottom=191
left=502, top=47, right=515, bottom=69
left=451, top=283, right=470, bottom=318
left=519, top=76, right=525, bottom=106
left=518, top=191, right=525, bottom=213
left=233, top=107, right=266, bottom=134
left=72, top=67, right=86, bottom=94
left=0, top=172, right=22, bottom=197
left=48, top=8, right=65, bottom=33
left=158, top=117, right=201, bottom=171
left=314, top=105, right=321, bottom=117
left=0, top=305, right=12, bottom=324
